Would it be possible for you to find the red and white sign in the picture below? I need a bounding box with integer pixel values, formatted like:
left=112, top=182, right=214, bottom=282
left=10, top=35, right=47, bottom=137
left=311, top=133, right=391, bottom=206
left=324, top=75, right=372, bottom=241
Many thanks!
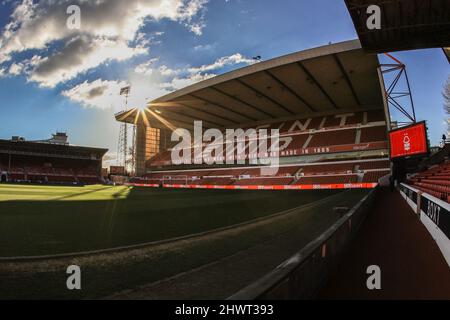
left=389, top=122, right=428, bottom=159
left=126, top=182, right=378, bottom=190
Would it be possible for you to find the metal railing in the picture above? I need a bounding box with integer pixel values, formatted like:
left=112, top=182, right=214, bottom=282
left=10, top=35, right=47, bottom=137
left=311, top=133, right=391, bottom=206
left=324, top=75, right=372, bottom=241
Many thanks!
left=228, top=187, right=378, bottom=300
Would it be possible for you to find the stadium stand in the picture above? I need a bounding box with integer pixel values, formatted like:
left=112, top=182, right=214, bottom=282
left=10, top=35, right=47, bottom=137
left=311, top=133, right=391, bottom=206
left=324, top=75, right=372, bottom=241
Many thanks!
left=366, top=109, right=386, bottom=122
left=307, top=129, right=357, bottom=148
left=358, top=160, right=390, bottom=170
left=293, top=174, right=358, bottom=185
left=360, top=126, right=387, bottom=143
left=0, top=134, right=107, bottom=185
left=133, top=158, right=391, bottom=187
left=147, top=111, right=388, bottom=169
left=119, top=42, right=391, bottom=190
left=135, top=108, right=390, bottom=188
left=299, top=162, right=354, bottom=175
left=408, top=161, right=450, bottom=203
left=234, top=177, right=294, bottom=186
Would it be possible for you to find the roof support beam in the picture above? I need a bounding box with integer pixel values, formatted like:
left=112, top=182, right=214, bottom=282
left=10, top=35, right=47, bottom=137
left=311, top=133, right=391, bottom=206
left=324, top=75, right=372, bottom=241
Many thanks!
left=116, top=108, right=138, bottom=122
left=170, top=102, right=239, bottom=125
left=235, top=79, right=295, bottom=115
left=149, top=117, right=195, bottom=131
left=155, top=108, right=220, bottom=128
left=264, top=70, right=317, bottom=112
left=209, top=86, right=276, bottom=118
left=150, top=110, right=216, bottom=127
left=296, top=62, right=339, bottom=109
left=189, top=93, right=257, bottom=122
left=332, top=54, right=361, bottom=106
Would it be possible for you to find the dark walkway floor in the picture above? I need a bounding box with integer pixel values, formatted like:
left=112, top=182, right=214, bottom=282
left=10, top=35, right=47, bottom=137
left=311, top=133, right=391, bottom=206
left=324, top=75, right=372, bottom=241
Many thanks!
left=319, top=188, right=450, bottom=299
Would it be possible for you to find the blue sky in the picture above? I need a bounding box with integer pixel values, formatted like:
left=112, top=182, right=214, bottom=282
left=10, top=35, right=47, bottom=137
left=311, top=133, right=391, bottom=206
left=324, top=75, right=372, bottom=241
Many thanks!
left=0, top=0, right=448, bottom=160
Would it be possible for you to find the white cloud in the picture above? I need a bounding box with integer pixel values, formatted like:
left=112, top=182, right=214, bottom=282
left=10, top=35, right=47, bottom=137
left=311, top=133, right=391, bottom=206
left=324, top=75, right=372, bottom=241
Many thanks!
left=0, top=67, right=6, bottom=78
left=181, top=0, right=208, bottom=35
left=193, top=43, right=215, bottom=51
left=187, top=53, right=256, bottom=73
left=1, top=0, right=209, bottom=58
left=134, top=62, right=181, bottom=77
left=62, top=79, right=129, bottom=110
left=62, top=51, right=254, bottom=110
left=62, top=75, right=170, bottom=111
left=178, top=0, right=209, bottom=19
left=159, top=65, right=180, bottom=77
left=187, top=21, right=206, bottom=36
left=134, top=58, right=160, bottom=76
left=161, top=72, right=216, bottom=91
left=8, top=62, right=24, bottom=75
left=0, top=0, right=209, bottom=86
left=29, top=36, right=147, bottom=88
left=135, top=53, right=254, bottom=81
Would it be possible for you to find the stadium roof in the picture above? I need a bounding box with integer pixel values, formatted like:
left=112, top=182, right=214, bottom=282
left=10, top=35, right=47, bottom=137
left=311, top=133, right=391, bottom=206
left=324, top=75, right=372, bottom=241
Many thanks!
left=0, top=139, right=108, bottom=160
left=345, top=0, right=450, bottom=53
left=444, top=48, right=450, bottom=63
left=116, top=39, right=384, bottom=130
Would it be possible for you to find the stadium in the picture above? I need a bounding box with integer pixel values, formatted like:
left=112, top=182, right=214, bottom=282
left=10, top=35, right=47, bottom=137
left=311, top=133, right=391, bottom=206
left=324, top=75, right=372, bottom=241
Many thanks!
left=0, top=0, right=449, bottom=302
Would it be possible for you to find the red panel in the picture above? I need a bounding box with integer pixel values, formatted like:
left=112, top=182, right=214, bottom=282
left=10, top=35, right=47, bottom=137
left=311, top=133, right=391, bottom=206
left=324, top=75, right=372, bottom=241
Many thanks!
left=127, top=182, right=378, bottom=190
left=389, top=122, right=428, bottom=159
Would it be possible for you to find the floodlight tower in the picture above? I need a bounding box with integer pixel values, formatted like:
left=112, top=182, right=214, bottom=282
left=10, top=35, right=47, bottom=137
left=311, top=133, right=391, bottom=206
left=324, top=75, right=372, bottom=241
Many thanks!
left=129, top=126, right=136, bottom=176
left=117, top=86, right=131, bottom=171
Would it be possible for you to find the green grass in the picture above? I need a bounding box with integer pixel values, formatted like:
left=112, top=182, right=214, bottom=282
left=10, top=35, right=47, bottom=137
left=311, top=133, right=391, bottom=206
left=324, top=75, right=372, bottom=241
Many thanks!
left=0, top=184, right=344, bottom=257
left=0, top=184, right=371, bottom=299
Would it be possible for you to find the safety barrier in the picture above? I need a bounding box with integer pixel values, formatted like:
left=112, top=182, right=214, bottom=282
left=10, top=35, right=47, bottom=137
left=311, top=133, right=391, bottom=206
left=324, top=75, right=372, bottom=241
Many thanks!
left=399, top=183, right=450, bottom=266
left=227, top=187, right=377, bottom=299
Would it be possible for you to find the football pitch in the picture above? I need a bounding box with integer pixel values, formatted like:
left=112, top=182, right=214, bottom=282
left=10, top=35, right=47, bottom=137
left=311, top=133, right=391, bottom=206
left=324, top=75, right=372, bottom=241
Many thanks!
left=0, top=183, right=357, bottom=257
left=0, top=183, right=371, bottom=298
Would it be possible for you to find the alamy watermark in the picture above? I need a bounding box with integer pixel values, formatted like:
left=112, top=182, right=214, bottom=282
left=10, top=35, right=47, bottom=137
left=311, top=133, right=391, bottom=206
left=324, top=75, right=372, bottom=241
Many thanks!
left=366, top=265, right=381, bottom=290
left=66, top=265, right=81, bottom=290
left=171, top=121, right=280, bottom=176
left=366, top=5, right=381, bottom=30
left=66, top=5, right=81, bottom=30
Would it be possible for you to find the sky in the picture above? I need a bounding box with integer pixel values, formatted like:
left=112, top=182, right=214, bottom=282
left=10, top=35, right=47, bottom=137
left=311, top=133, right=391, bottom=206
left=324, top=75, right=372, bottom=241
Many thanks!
left=0, top=0, right=448, bottom=163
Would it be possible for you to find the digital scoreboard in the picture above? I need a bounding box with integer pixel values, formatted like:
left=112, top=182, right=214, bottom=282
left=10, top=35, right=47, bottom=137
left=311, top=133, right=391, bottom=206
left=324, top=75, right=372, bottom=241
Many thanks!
left=389, top=121, right=428, bottom=159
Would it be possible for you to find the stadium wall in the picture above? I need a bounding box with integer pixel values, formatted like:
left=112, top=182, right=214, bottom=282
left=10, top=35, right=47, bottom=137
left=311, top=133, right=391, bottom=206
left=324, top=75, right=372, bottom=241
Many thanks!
left=227, top=187, right=378, bottom=300
left=400, top=183, right=450, bottom=266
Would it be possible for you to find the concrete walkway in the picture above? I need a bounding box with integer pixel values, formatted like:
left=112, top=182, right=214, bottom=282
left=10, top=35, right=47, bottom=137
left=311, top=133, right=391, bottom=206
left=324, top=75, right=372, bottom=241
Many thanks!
left=319, top=188, right=450, bottom=299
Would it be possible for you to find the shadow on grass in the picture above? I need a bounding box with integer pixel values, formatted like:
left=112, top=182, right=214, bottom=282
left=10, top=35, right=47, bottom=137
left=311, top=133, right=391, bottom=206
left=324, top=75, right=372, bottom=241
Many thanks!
left=0, top=187, right=344, bottom=257
left=0, top=188, right=370, bottom=299
left=52, top=185, right=116, bottom=201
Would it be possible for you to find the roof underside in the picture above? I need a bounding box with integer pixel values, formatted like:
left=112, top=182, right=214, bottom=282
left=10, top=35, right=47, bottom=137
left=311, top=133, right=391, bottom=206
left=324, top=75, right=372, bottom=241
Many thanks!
left=116, top=40, right=384, bottom=130
left=444, top=47, right=450, bottom=63
left=345, top=0, right=450, bottom=53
